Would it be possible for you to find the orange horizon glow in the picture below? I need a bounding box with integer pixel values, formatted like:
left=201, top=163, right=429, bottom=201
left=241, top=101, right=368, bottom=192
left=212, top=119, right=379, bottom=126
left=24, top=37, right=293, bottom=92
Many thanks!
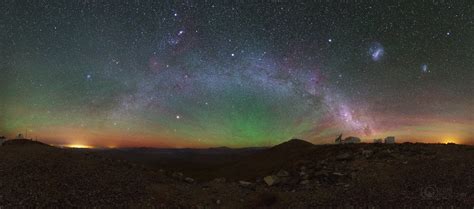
left=63, top=144, right=95, bottom=149
left=3, top=117, right=473, bottom=148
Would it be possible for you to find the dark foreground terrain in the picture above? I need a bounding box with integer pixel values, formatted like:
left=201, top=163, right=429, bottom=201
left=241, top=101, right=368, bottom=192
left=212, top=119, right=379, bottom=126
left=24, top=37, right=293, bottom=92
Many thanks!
left=0, top=139, right=473, bottom=208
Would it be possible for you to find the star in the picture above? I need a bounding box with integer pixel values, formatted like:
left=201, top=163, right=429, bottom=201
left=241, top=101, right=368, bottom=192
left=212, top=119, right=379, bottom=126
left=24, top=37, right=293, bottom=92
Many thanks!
left=421, top=64, right=429, bottom=73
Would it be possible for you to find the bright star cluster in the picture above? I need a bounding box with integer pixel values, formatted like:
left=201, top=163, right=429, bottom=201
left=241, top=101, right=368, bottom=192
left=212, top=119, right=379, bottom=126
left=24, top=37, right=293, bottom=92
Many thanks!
left=0, top=1, right=472, bottom=147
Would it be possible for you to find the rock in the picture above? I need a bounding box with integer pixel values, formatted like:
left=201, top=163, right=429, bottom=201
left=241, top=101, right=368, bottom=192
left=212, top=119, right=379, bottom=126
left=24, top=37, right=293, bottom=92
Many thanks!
left=278, top=176, right=290, bottom=184
left=286, top=177, right=300, bottom=185
left=361, top=149, right=373, bottom=158
left=300, top=180, right=310, bottom=185
left=239, top=180, right=253, bottom=188
left=350, top=172, right=357, bottom=179
left=336, top=153, right=353, bottom=161
left=276, top=169, right=289, bottom=177
left=212, top=177, right=226, bottom=183
left=184, top=177, right=194, bottom=183
left=318, top=160, right=328, bottom=166
left=263, top=175, right=279, bottom=186
left=216, top=199, right=221, bottom=205
left=171, top=172, right=184, bottom=180
left=313, top=171, right=330, bottom=183
left=314, top=170, right=328, bottom=176
left=332, top=172, right=344, bottom=176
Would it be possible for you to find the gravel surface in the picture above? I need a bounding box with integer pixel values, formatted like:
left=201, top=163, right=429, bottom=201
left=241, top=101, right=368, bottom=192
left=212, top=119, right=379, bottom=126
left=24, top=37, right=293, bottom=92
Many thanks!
left=0, top=139, right=472, bottom=208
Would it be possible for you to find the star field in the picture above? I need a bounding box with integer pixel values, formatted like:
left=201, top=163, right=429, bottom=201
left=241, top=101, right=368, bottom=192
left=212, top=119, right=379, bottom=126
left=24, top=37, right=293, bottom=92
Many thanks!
left=0, top=1, right=473, bottom=147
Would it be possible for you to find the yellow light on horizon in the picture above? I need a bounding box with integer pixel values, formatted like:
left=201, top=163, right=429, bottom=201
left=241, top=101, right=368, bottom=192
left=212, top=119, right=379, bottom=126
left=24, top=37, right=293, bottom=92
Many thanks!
left=442, top=138, right=458, bottom=144
left=65, top=144, right=94, bottom=149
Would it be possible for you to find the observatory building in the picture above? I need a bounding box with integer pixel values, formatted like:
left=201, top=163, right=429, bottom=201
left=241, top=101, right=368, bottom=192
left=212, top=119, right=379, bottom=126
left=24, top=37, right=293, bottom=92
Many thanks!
left=384, top=136, right=396, bottom=144
left=0, top=136, right=5, bottom=145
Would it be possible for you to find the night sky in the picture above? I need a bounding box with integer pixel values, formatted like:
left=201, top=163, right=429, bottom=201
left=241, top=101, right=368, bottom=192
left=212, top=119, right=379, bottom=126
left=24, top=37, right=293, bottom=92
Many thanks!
left=1, top=1, right=473, bottom=148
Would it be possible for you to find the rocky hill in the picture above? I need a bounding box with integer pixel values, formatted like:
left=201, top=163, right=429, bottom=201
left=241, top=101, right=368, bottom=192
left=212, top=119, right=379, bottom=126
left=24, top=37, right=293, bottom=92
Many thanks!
left=0, top=139, right=472, bottom=208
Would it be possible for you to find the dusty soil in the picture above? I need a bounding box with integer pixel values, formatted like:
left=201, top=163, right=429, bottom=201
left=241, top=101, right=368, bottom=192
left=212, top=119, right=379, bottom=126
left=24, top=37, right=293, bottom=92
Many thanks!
left=0, top=139, right=473, bottom=208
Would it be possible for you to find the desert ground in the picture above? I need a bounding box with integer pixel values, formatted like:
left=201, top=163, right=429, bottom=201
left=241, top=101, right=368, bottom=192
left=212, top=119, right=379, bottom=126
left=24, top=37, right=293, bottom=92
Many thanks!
left=0, top=139, right=472, bottom=208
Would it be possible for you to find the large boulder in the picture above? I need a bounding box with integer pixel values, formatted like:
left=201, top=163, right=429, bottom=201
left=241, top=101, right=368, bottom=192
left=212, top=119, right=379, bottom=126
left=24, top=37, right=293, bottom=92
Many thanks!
left=263, top=175, right=280, bottom=186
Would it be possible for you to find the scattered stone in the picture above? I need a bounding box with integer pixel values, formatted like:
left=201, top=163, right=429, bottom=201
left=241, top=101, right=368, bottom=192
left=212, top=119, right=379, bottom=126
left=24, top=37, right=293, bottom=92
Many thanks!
left=361, top=149, right=373, bottom=158
left=332, top=172, right=344, bottom=176
left=278, top=176, right=290, bottom=184
left=2, top=138, right=471, bottom=208
left=276, top=169, right=289, bottom=177
left=318, top=160, right=328, bottom=166
left=300, top=180, right=310, bottom=185
left=263, top=175, right=280, bottom=186
left=336, top=153, right=353, bottom=161
left=350, top=172, right=357, bottom=179
left=239, top=181, right=253, bottom=188
left=286, top=177, right=300, bottom=185
left=212, top=177, right=226, bottom=183
left=171, top=172, right=184, bottom=180
left=184, top=177, right=194, bottom=183
left=314, top=170, right=329, bottom=177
